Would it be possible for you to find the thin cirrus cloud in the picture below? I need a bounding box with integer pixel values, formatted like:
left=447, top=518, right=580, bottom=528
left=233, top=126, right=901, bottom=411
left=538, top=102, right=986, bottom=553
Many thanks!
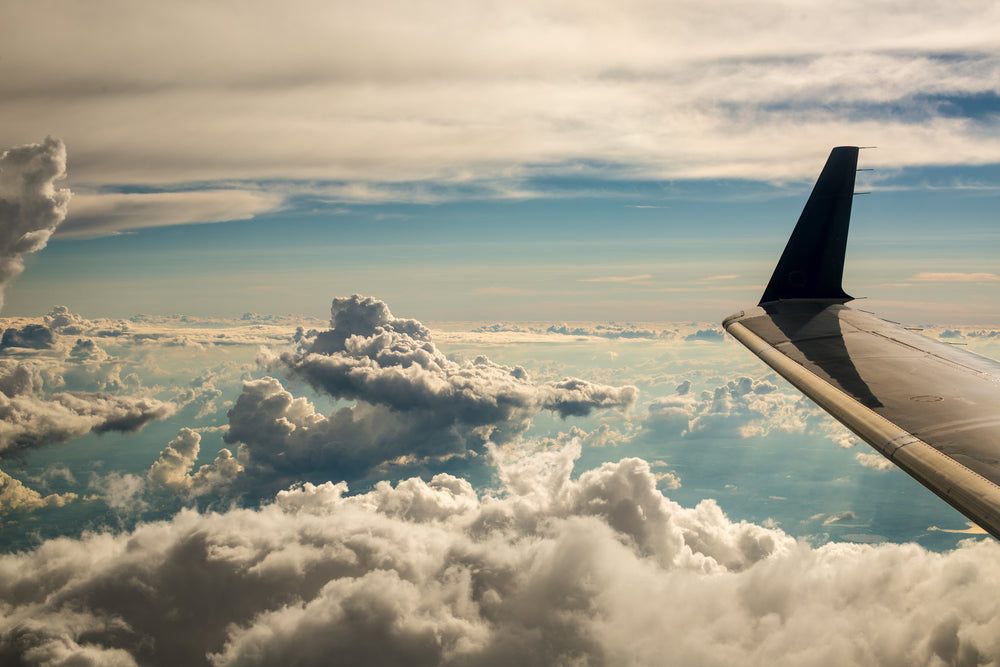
left=911, top=272, right=1000, bottom=282
left=578, top=274, right=653, bottom=283
left=58, top=190, right=284, bottom=237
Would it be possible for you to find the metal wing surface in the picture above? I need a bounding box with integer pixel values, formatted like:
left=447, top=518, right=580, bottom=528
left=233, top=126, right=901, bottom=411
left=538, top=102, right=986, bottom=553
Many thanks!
left=724, top=147, right=1000, bottom=538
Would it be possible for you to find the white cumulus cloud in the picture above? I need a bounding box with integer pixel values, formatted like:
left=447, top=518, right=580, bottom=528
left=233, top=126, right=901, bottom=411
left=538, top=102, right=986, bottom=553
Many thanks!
left=225, top=296, right=637, bottom=487
left=0, top=442, right=996, bottom=666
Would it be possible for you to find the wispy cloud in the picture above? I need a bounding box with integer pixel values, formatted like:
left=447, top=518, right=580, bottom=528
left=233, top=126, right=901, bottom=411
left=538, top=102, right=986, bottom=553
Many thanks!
left=911, top=272, right=1000, bottom=282
left=59, top=190, right=283, bottom=237
left=579, top=274, right=652, bottom=283
left=473, top=286, right=535, bottom=295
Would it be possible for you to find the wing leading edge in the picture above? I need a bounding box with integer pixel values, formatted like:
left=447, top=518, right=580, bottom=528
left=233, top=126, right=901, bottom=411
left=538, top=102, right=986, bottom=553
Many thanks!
left=724, top=147, right=1000, bottom=539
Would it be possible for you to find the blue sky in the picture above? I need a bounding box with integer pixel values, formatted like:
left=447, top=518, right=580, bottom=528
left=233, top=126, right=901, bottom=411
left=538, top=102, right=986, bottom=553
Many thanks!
left=2, top=1, right=1000, bottom=665
left=7, top=164, right=1000, bottom=323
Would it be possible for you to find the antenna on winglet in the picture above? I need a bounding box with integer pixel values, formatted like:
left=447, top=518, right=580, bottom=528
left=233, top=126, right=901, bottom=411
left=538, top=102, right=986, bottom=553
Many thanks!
left=759, top=146, right=859, bottom=305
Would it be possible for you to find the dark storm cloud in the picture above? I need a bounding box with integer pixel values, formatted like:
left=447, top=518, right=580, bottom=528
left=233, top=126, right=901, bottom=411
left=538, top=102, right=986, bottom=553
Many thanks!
left=0, top=138, right=70, bottom=311
left=0, top=442, right=997, bottom=667
left=229, top=296, right=636, bottom=483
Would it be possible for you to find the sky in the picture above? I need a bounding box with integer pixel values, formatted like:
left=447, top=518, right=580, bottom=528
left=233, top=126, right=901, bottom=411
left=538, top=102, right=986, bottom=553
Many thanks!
left=1, top=1, right=1000, bottom=665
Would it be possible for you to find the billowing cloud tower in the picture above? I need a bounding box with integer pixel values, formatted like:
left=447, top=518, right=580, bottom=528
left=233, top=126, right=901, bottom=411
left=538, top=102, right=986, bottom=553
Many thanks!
left=0, top=137, right=71, bottom=311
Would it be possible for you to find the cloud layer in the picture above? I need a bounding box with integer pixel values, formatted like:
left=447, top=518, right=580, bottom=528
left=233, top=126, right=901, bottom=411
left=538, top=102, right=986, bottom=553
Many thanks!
left=3, top=1, right=1000, bottom=233
left=1, top=442, right=996, bottom=666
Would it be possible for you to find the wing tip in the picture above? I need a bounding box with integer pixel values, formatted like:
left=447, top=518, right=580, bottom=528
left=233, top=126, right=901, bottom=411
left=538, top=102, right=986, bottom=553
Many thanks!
left=758, top=146, right=860, bottom=305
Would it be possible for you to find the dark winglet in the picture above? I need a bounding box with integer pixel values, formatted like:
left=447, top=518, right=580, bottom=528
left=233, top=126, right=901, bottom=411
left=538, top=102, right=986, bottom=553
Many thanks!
left=759, top=146, right=859, bottom=304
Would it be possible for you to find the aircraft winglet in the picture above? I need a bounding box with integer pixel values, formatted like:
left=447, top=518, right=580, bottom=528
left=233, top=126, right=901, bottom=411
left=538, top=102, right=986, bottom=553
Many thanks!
left=758, top=146, right=859, bottom=304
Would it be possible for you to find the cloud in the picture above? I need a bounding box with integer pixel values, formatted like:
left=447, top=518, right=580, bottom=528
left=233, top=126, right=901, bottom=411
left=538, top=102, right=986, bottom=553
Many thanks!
left=0, top=137, right=70, bottom=311
left=229, top=296, right=636, bottom=485
left=53, top=392, right=175, bottom=434
left=67, top=338, right=109, bottom=363
left=684, top=328, right=725, bottom=342
left=967, top=329, right=1000, bottom=339
left=87, top=471, right=146, bottom=512
left=643, top=376, right=811, bottom=441
left=578, top=274, right=652, bottom=283
left=0, top=360, right=45, bottom=398
left=545, top=323, right=674, bottom=339
left=822, top=510, right=858, bottom=525
left=0, top=442, right=997, bottom=666
left=43, top=305, right=88, bottom=335
left=0, top=467, right=77, bottom=518
left=147, top=428, right=243, bottom=496
left=911, top=272, right=1000, bottom=282
left=855, top=452, right=896, bottom=471
left=0, top=359, right=175, bottom=456
left=5, top=3, right=1000, bottom=200
left=59, top=190, right=284, bottom=237
left=0, top=323, right=55, bottom=350
left=147, top=428, right=202, bottom=491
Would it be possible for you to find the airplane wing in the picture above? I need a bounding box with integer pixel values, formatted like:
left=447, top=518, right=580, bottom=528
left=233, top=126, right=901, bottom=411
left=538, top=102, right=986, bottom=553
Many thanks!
left=723, top=146, right=1000, bottom=539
